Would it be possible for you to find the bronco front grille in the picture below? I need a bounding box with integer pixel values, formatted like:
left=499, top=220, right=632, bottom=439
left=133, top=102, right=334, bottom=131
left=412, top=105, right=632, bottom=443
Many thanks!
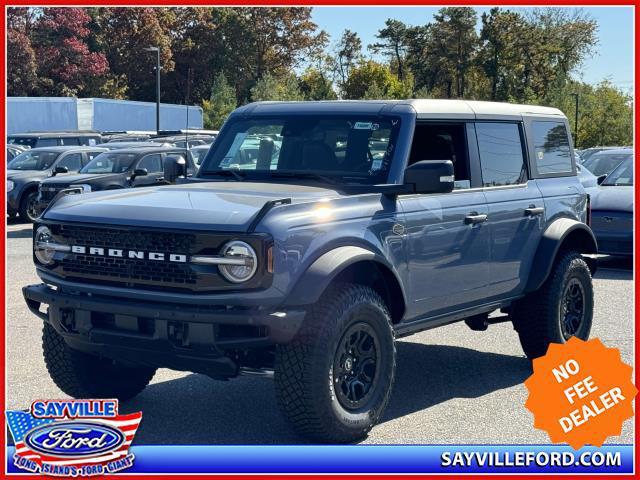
left=45, top=223, right=272, bottom=292
left=55, top=224, right=196, bottom=252
left=62, top=254, right=197, bottom=285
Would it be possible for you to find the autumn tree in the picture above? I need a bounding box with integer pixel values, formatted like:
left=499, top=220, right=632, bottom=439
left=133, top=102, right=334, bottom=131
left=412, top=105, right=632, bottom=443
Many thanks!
left=92, top=7, right=174, bottom=102
left=31, top=7, right=109, bottom=96
left=7, top=8, right=38, bottom=96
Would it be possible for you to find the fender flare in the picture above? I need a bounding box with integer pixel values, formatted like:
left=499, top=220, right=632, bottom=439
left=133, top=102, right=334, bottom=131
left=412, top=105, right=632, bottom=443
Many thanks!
left=526, top=218, right=598, bottom=292
left=284, top=246, right=403, bottom=307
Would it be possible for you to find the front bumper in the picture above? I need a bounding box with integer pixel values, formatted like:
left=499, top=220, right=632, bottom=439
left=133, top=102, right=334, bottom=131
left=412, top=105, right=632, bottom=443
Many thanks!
left=23, top=283, right=305, bottom=378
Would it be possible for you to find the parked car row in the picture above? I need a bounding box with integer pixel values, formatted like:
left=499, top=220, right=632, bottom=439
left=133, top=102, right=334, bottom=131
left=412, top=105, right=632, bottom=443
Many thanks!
left=8, top=128, right=218, bottom=149
left=7, top=144, right=198, bottom=222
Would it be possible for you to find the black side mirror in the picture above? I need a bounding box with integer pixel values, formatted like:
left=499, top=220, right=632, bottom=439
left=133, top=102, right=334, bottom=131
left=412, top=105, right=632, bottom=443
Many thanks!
left=597, top=175, right=607, bottom=185
left=404, top=160, right=455, bottom=194
left=163, top=155, right=187, bottom=183
left=52, top=165, right=69, bottom=176
left=132, top=168, right=148, bottom=179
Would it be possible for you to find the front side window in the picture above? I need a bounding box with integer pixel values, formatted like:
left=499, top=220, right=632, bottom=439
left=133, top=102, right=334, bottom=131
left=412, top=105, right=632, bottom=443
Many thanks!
left=200, top=116, right=401, bottom=184
left=137, top=154, right=163, bottom=173
left=7, top=150, right=60, bottom=171
left=532, top=121, right=572, bottom=175
left=476, top=122, right=526, bottom=187
left=80, top=152, right=138, bottom=174
left=601, top=157, right=633, bottom=186
left=56, top=153, right=82, bottom=172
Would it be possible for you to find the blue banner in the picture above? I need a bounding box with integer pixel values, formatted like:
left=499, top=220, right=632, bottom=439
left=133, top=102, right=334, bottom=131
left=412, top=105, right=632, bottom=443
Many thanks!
left=7, top=444, right=633, bottom=474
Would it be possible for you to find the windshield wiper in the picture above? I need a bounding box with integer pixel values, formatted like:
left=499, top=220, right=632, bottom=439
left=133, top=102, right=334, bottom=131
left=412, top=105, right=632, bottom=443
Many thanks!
left=203, top=168, right=246, bottom=181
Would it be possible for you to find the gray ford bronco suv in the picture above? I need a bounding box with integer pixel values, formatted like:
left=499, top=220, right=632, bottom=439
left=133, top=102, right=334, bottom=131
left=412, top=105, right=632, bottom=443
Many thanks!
left=23, top=100, right=597, bottom=443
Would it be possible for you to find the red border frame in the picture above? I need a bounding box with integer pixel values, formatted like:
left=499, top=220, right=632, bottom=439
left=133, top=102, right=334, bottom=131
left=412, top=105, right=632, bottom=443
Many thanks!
left=1, top=2, right=637, bottom=478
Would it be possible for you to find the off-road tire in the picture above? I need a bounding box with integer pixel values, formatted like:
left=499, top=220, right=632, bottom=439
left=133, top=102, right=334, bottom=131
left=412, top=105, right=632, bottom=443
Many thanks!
left=43, top=323, right=156, bottom=401
left=274, top=283, right=396, bottom=443
left=19, top=190, right=39, bottom=223
left=512, top=251, right=593, bottom=359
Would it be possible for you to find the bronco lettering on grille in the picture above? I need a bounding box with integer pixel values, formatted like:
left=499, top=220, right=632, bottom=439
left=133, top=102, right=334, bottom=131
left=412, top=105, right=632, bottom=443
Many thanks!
left=70, top=245, right=187, bottom=263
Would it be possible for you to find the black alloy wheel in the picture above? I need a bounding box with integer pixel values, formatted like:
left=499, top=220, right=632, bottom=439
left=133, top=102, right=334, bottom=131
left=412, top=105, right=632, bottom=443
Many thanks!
left=333, top=323, right=380, bottom=410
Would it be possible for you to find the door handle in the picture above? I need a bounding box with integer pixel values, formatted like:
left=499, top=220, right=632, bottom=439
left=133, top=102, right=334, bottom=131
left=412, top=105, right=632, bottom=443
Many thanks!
left=464, top=213, right=488, bottom=225
left=524, top=206, right=545, bottom=217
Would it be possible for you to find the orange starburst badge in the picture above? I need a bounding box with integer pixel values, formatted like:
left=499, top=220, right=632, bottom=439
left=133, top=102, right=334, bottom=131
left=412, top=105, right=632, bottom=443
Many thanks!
left=525, top=337, right=637, bottom=450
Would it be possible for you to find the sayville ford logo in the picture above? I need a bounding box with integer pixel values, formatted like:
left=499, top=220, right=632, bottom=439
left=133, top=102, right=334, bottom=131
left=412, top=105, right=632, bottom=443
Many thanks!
left=24, top=422, right=126, bottom=458
left=6, top=399, right=141, bottom=476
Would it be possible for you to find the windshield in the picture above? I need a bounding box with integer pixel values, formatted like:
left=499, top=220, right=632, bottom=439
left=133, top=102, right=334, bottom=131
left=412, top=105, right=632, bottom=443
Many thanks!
left=199, top=116, right=401, bottom=184
left=602, top=157, right=633, bottom=186
left=80, top=152, right=138, bottom=174
left=7, top=136, right=37, bottom=148
left=7, top=150, right=59, bottom=170
left=583, top=152, right=631, bottom=176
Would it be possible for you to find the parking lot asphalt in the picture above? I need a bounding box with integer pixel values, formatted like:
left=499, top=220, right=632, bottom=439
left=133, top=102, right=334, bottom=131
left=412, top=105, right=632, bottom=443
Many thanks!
left=6, top=219, right=635, bottom=445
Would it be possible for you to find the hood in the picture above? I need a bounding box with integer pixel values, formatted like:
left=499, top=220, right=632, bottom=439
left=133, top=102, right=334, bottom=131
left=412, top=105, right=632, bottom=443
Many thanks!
left=40, top=172, right=123, bottom=186
left=590, top=186, right=633, bottom=213
left=7, top=169, right=50, bottom=182
left=43, top=181, right=341, bottom=232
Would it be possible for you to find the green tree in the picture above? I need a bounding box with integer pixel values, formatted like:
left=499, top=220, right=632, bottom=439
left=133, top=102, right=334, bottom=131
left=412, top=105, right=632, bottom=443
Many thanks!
left=369, top=19, right=410, bottom=80
left=202, top=72, right=237, bottom=129
left=334, top=29, right=363, bottom=90
left=250, top=72, right=304, bottom=102
left=299, top=68, right=337, bottom=100
left=343, top=60, right=412, bottom=100
left=479, top=8, right=528, bottom=101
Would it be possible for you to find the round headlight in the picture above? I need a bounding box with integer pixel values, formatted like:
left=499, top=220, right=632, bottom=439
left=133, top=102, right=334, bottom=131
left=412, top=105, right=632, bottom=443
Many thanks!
left=218, top=241, right=258, bottom=283
left=34, top=226, right=57, bottom=265
left=7, top=180, right=14, bottom=192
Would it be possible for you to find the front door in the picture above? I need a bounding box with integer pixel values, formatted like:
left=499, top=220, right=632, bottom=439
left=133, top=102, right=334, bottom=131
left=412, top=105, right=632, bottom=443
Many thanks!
left=133, top=154, right=164, bottom=187
left=397, top=121, right=490, bottom=320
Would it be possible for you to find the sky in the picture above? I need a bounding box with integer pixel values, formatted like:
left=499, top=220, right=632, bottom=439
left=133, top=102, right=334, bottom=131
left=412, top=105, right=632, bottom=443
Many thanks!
left=311, top=6, right=634, bottom=93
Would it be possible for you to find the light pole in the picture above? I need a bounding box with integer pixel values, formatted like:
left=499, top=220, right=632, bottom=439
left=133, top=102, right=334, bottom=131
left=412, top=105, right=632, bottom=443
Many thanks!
left=571, top=93, right=579, bottom=149
left=145, top=46, right=161, bottom=134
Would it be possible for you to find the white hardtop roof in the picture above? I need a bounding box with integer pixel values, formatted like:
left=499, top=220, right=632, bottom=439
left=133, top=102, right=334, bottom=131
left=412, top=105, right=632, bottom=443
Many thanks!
left=407, top=99, right=564, bottom=117
left=245, top=99, right=565, bottom=120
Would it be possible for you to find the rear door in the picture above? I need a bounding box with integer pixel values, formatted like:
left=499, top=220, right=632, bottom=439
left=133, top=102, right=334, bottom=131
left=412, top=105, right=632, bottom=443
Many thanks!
left=475, top=121, right=544, bottom=299
left=398, top=122, right=490, bottom=319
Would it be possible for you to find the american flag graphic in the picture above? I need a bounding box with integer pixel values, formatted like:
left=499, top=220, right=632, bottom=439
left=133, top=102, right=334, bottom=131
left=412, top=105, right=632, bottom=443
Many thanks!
left=7, top=410, right=142, bottom=468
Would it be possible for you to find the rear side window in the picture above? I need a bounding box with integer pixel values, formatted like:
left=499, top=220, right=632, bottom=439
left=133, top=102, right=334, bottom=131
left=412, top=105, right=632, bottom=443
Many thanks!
left=532, top=121, right=572, bottom=175
left=37, top=138, right=57, bottom=147
left=476, top=122, right=526, bottom=187
left=60, top=137, right=81, bottom=146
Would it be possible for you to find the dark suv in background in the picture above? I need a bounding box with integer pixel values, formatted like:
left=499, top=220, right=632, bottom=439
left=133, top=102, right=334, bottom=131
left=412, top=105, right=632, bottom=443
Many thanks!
left=7, top=146, right=107, bottom=221
left=36, top=146, right=197, bottom=213
left=24, top=100, right=596, bottom=444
